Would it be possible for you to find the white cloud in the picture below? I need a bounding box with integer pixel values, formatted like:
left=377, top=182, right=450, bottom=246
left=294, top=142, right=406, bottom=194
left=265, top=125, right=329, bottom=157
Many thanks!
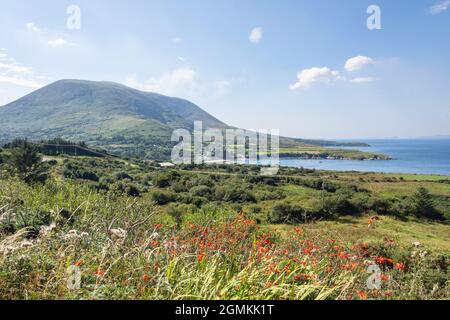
left=25, top=22, right=74, bottom=48
left=172, top=37, right=183, bottom=44
left=345, top=56, right=375, bottom=72
left=350, top=77, right=377, bottom=84
left=0, top=50, right=44, bottom=89
left=249, top=27, right=263, bottom=44
left=177, top=56, right=185, bottom=62
left=0, top=76, right=42, bottom=88
left=430, top=0, right=450, bottom=14
left=214, top=80, right=231, bottom=97
left=0, top=62, right=31, bottom=74
left=26, top=22, right=43, bottom=33
left=289, top=67, right=342, bottom=90
left=126, top=67, right=198, bottom=97
left=47, top=38, right=68, bottom=47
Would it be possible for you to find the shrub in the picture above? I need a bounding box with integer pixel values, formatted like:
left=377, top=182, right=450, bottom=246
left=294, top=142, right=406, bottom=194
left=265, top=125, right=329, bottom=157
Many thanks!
left=0, top=210, right=52, bottom=238
left=214, top=186, right=256, bottom=203
left=63, top=162, right=99, bottom=182
left=171, top=182, right=188, bottom=193
left=115, top=171, right=133, bottom=181
left=177, top=194, right=207, bottom=207
left=152, top=173, right=172, bottom=188
left=151, top=190, right=175, bottom=205
left=409, top=187, right=445, bottom=221
left=167, top=205, right=183, bottom=228
left=269, top=203, right=305, bottom=224
left=189, top=185, right=211, bottom=198
left=4, top=139, right=49, bottom=184
left=125, top=184, right=141, bottom=197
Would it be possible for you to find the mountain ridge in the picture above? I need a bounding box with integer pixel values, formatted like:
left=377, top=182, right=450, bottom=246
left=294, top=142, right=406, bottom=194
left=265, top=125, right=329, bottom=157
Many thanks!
left=0, top=79, right=368, bottom=159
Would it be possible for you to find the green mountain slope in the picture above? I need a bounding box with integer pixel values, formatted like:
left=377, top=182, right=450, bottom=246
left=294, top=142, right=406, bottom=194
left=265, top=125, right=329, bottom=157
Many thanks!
left=0, top=80, right=233, bottom=158
left=0, top=79, right=227, bottom=137
left=0, top=79, right=378, bottom=160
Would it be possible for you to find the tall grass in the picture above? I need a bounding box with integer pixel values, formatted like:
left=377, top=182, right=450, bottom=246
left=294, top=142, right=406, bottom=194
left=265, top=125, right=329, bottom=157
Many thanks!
left=0, top=178, right=448, bottom=300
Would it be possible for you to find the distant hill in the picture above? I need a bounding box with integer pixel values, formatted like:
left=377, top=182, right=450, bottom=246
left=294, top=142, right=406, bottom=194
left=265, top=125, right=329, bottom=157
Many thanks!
left=0, top=79, right=366, bottom=159
left=0, top=80, right=235, bottom=158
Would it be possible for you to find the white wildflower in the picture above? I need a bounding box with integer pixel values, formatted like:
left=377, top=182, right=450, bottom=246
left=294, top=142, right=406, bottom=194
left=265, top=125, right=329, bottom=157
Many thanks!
left=19, top=240, right=34, bottom=248
left=149, top=232, right=160, bottom=240
left=64, top=230, right=89, bottom=241
left=39, top=222, right=56, bottom=237
left=412, top=241, right=422, bottom=247
left=108, top=228, right=127, bottom=245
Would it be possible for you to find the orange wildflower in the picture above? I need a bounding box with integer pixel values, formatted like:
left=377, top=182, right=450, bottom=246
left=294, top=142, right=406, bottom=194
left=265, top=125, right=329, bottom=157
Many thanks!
left=394, top=262, right=405, bottom=270
left=74, top=259, right=84, bottom=267
left=376, top=256, right=393, bottom=265
left=380, top=273, right=390, bottom=282
left=197, top=253, right=205, bottom=262
left=142, top=274, right=151, bottom=281
left=357, top=291, right=368, bottom=300
left=95, top=268, right=105, bottom=277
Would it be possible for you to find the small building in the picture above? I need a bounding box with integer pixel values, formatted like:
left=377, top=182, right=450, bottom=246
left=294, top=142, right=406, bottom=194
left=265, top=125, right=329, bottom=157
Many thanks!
left=159, top=162, right=176, bottom=168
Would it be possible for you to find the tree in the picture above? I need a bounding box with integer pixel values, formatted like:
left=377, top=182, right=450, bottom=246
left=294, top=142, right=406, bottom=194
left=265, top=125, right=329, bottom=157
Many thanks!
left=410, top=187, right=444, bottom=221
left=5, top=139, right=48, bottom=184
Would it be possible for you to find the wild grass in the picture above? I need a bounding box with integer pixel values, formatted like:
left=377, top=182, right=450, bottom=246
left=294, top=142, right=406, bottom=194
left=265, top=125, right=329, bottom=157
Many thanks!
left=0, top=178, right=448, bottom=300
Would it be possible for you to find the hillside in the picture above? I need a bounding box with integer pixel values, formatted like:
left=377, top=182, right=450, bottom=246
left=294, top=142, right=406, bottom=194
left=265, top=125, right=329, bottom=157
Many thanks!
left=0, top=149, right=448, bottom=300
left=0, top=80, right=230, bottom=156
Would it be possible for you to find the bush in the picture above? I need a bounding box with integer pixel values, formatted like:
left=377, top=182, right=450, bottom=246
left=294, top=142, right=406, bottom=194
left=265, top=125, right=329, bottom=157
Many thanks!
left=4, top=139, right=49, bottom=184
left=214, top=186, right=256, bottom=203
left=189, top=185, right=211, bottom=198
left=255, top=189, right=286, bottom=201
left=125, top=184, right=140, bottom=197
left=269, top=203, right=305, bottom=224
left=152, top=172, right=173, bottom=188
left=151, top=190, right=175, bottom=205
left=409, top=187, right=445, bottom=221
left=0, top=210, right=52, bottom=238
left=115, top=171, right=133, bottom=181
left=167, top=205, right=183, bottom=228
left=171, top=182, right=188, bottom=193
left=63, top=162, right=99, bottom=182
left=177, top=194, right=207, bottom=207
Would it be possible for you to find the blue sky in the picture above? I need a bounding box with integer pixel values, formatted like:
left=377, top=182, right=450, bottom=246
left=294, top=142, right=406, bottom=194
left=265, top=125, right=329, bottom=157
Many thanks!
left=0, top=0, right=449, bottom=139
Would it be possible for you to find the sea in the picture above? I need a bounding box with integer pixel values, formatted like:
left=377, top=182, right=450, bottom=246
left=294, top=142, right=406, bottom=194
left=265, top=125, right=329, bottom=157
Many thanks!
left=279, top=139, right=450, bottom=176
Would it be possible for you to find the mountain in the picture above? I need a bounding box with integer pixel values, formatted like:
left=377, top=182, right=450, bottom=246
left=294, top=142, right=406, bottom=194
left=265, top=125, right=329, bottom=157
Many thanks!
left=0, top=79, right=227, bottom=137
left=0, top=79, right=366, bottom=159
left=0, top=80, right=234, bottom=158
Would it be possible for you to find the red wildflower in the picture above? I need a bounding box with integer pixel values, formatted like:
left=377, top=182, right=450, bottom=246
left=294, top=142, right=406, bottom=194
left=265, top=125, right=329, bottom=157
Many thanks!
left=142, top=274, right=151, bottom=281
left=380, top=273, right=390, bottom=282
left=197, top=253, right=205, bottom=262
left=376, top=256, right=393, bottom=265
left=357, top=291, right=367, bottom=300
left=95, top=268, right=105, bottom=277
left=394, top=262, right=405, bottom=270
left=74, top=259, right=84, bottom=267
left=294, top=274, right=314, bottom=281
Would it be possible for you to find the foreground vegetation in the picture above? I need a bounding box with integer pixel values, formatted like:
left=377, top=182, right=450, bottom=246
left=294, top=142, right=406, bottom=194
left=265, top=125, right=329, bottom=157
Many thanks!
left=0, top=140, right=448, bottom=299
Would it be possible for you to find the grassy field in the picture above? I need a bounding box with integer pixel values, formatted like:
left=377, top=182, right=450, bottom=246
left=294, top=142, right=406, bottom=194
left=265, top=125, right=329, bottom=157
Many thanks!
left=271, top=216, right=450, bottom=255
left=0, top=151, right=448, bottom=300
